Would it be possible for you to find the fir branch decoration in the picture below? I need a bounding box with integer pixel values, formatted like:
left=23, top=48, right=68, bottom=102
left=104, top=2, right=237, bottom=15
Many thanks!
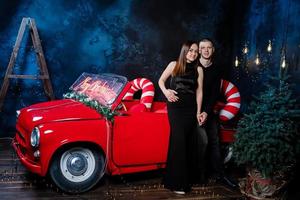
left=63, top=91, right=117, bottom=122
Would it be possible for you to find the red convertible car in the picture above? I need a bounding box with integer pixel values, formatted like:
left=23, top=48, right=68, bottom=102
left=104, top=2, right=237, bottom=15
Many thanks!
left=12, top=73, right=239, bottom=193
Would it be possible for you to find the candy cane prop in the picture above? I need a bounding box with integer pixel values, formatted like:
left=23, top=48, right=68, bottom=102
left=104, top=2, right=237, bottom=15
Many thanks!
left=219, top=79, right=241, bottom=121
left=123, top=78, right=155, bottom=110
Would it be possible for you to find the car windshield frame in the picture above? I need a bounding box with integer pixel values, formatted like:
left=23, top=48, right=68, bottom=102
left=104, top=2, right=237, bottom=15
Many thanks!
left=69, top=73, right=128, bottom=108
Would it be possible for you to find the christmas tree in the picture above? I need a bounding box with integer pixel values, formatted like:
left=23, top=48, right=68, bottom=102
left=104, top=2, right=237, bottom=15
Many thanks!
left=232, top=73, right=300, bottom=178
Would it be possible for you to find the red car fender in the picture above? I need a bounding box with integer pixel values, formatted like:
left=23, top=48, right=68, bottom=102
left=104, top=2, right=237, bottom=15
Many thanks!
left=38, top=119, right=109, bottom=176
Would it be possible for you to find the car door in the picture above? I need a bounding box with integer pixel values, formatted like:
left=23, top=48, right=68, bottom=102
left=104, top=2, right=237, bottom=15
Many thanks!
left=112, top=111, right=169, bottom=166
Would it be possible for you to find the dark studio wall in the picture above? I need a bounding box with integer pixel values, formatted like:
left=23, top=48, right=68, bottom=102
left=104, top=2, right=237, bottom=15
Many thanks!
left=0, top=0, right=236, bottom=136
left=0, top=0, right=299, bottom=136
left=230, top=0, right=300, bottom=108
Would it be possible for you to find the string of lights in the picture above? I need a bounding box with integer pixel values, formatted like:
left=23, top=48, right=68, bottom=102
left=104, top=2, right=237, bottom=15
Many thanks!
left=233, top=0, right=291, bottom=82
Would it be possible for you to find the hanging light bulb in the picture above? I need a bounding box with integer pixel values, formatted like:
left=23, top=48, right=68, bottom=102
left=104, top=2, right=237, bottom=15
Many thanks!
left=242, top=43, right=249, bottom=54
left=267, top=40, right=272, bottom=52
left=281, top=55, right=286, bottom=68
left=255, top=54, right=260, bottom=65
left=235, top=56, right=239, bottom=67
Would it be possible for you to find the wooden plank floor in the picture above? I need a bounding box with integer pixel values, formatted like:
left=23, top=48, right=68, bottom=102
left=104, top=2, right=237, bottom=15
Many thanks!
left=0, top=138, right=243, bottom=200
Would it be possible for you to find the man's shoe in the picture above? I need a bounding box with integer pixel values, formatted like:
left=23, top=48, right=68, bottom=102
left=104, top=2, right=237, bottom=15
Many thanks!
left=216, top=176, right=238, bottom=190
left=173, top=190, right=185, bottom=195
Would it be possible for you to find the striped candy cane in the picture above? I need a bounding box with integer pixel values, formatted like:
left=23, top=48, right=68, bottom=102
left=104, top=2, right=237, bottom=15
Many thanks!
left=123, top=78, right=155, bottom=110
left=219, top=79, right=241, bottom=121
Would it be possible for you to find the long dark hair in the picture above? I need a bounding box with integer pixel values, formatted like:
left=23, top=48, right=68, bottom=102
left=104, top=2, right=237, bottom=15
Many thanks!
left=172, top=41, right=198, bottom=76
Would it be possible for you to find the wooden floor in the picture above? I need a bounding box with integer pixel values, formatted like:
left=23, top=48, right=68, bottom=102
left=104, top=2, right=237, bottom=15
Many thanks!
left=0, top=138, right=243, bottom=200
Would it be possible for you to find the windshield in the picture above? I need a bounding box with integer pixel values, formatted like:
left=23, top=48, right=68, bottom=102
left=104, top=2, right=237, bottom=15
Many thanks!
left=70, top=73, right=128, bottom=108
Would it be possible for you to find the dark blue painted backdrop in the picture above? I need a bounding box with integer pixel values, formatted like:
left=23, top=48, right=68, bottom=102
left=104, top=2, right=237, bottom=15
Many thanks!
left=231, top=0, right=300, bottom=106
left=0, top=0, right=299, bottom=136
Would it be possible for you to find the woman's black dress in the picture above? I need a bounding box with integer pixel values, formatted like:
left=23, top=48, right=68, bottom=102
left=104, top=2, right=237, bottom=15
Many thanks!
left=163, top=62, right=199, bottom=192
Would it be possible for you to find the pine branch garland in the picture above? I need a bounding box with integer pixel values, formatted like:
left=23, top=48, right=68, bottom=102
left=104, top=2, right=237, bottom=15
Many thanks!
left=63, top=91, right=117, bottom=122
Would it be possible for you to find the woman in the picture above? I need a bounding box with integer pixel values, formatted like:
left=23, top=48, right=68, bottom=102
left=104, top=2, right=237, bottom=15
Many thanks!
left=158, top=41, right=204, bottom=194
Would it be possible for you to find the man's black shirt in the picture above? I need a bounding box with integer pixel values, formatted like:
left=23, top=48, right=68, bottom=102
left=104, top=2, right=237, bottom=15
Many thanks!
left=200, top=62, right=222, bottom=116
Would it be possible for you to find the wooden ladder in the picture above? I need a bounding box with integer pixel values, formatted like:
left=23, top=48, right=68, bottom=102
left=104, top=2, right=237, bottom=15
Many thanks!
left=0, top=17, right=55, bottom=111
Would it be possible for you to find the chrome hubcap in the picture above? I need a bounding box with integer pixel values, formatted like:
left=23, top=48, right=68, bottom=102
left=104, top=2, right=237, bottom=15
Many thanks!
left=67, top=153, right=88, bottom=176
left=60, top=148, right=95, bottom=183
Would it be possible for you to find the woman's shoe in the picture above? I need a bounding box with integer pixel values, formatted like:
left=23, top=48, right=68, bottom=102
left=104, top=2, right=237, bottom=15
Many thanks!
left=173, top=190, right=185, bottom=195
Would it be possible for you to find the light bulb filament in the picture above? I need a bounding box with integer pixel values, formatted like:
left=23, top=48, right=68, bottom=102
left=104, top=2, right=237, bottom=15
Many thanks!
left=255, top=54, right=260, bottom=65
left=281, top=57, right=286, bottom=68
left=267, top=40, right=272, bottom=52
left=235, top=56, right=239, bottom=67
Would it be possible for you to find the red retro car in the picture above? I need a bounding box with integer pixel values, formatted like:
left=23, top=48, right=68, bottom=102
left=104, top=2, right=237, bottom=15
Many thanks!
left=13, top=73, right=239, bottom=193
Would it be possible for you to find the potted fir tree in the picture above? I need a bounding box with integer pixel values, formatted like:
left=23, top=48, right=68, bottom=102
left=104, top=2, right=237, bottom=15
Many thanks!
left=232, top=74, right=300, bottom=199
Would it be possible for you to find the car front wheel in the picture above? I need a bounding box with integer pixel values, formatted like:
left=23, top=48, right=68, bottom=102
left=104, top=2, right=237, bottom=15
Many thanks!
left=49, top=146, right=105, bottom=193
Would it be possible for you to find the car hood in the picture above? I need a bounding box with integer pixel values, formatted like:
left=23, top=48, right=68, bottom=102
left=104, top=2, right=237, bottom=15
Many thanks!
left=19, top=99, right=103, bottom=126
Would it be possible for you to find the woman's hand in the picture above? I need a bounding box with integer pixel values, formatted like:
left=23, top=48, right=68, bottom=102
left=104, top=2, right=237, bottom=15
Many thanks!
left=197, top=113, right=203, bottom=125
left=164, top=89, right=179, bottom=102
left=197, top=112, right=208, bottom=126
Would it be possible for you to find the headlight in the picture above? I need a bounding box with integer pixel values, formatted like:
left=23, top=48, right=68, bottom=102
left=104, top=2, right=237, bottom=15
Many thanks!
left=30, top=127, right=40, bottom=147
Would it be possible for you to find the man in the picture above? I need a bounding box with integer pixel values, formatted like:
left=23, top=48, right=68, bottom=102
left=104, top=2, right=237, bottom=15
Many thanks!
left=198, top=38, right=237, bottom=189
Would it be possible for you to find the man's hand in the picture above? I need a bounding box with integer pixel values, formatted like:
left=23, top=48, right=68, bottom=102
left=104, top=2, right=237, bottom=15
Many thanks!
left=199, top=112, right=208, bottom=125
left=197, top=113, right=203, bottom=125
